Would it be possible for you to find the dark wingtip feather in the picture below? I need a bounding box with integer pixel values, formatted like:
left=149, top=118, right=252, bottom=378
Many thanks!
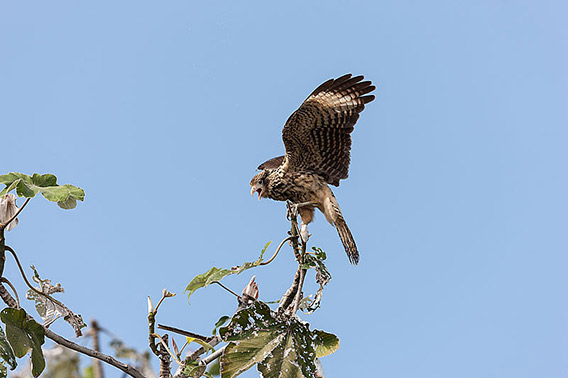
left=361, top=94, right=375, bottom=104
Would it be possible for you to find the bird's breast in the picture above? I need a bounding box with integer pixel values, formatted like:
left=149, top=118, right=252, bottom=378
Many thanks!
left=266, top=171, right=327, bottom=203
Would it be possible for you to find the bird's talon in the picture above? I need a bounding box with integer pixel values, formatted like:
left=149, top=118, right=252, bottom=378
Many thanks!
left=286, top=201, right=299, bottom=220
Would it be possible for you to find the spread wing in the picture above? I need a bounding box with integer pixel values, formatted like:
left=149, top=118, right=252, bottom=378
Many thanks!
left=257, top=155, right=285, bottom=170
left=281, top=74, right=375, bottom=186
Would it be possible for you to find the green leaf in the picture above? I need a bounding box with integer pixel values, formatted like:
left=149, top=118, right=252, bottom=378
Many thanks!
left=212, top=315, right=231, bottom=335
left=312, top=330, right=339, bottom=358
left=185, top=267, right=232, bottom=302
left=31, top=174, right=57, bottom=187
left=0, top=180, right=21, bottom=198
left=185, top=337, right=215, bottom=353
left=0, top=327, right=16, bottom=370
left=0, top=172, right=84, bottom=209
left=219, top=302, right=319, bottom=378
left=207, top=359, right=220, bottom=376
left=185, top=242, right=271, bottom=302
left=57, top=197, right=77, bottom=209
left=0, top=308, right=45, bottom=377
left=0, top=173, right=31, bottom=186
left=28, top=321, right=45, bottom=377
left=1, top=309, right=29, bottom=358
left=183, top=360, right=207, bottom=377
left=302, top=247, right=331, bottom=287
left=222, top=332, right=284, bottom=377
left=256, top=336, right=305, bottom=378
left=16, top=180, right=39, bottom=198
left=40, top=184, right=85, bottom=205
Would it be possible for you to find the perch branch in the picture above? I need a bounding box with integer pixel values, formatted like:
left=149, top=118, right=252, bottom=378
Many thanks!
left=292, top=268, right=307, bottom=315
left=277, top=207, right=309, bottom=316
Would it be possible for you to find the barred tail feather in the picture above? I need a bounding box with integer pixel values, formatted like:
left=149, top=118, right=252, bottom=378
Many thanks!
left=334, top=216, right=359, bottom=265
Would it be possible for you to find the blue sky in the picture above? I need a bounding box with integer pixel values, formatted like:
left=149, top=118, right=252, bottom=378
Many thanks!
left=1, top=1, right=567, bottom=377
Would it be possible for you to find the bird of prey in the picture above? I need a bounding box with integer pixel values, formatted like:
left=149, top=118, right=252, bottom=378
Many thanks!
left=250, top=74, right=375, bottom=264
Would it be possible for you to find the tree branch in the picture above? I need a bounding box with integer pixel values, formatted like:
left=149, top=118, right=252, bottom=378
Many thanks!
left=158, top=334, right=172, bottom=378
left=45, top=328, right=145, bottom=378
left=292, top=268, right=307, bottom=315
left=277, top=268, right=302, bottom=315
left=278, top=204, right=308, bottom=316
left=0, top=283, right=145, bottom=378
left=200, top=345, right=226, bottom=366
left=157, top=324, right=213, bottom=342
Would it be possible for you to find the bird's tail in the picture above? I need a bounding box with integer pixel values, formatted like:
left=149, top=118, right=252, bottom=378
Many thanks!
left=323, top=191, right=360, bottom=264
left=334, top=214, right=359, bottom=265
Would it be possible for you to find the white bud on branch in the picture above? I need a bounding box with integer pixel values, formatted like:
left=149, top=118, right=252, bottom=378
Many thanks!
left=242, top=275, right=259, bottom=300
left=0, top=193, right=19, bottom=231
left=147, top=296, right=154, bottom=314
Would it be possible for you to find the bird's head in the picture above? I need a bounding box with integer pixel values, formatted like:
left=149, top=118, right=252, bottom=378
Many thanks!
left=250, top=170, right=269, bottom=201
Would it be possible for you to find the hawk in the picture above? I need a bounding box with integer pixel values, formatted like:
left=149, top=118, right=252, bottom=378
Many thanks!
left=250, top=74, right=375, bottom=264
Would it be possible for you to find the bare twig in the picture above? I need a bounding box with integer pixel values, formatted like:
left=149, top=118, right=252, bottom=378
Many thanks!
left=0, top=277, right=19, bottom=307
left=260, top=235, right=295, bottom=266
left=148, top=291, right=176, bottom=377
left=153, top=289, right=176, bottom=314
left=45, top=329, right=146, bottom=378
left=0, top=197, right=30, bottom=230
left=157, top=324, right=213, bottom=342
left=211, top=281, right=240, bottom=298
left=149, top=309, right=160, bottom=356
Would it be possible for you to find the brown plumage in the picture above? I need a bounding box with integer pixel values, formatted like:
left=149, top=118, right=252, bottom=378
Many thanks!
left=250, top=74, right=375, bottom=264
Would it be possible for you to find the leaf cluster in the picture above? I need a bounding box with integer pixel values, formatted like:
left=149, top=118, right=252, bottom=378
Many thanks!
left=0, top=173, right=84, bottom=209
left=219, top=301, right=338, bottom=378
left=179, top=240, right=338, bottom=377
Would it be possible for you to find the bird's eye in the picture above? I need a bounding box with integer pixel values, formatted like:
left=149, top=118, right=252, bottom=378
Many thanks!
left=258, top=179, right=264, bottom=185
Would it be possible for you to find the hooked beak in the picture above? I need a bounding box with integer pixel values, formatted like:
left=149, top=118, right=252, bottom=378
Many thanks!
left=250, top=185, right=262, bottom=201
